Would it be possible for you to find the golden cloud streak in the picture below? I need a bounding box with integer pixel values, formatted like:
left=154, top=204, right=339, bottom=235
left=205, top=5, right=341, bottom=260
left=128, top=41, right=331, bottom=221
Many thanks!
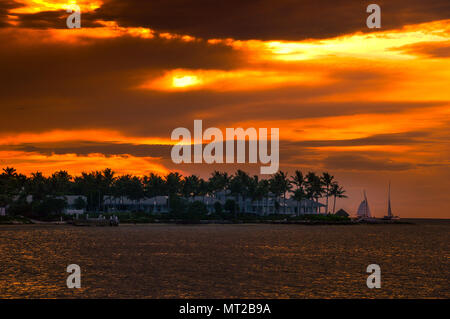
left=139, top=68, right=329, bottom=91
left=0, top=130, right=176, bottom=146
left=10, top=0, right=102, bottom=14
left=225, top=19, right=450, bottom=62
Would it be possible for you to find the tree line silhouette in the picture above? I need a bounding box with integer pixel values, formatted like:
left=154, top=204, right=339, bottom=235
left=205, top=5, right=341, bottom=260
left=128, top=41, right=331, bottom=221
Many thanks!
left=0, top=167, right=347, bottom=217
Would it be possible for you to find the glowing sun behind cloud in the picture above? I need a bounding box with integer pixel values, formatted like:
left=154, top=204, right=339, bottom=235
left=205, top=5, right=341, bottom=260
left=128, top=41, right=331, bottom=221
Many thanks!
left=172, top=75, right=201, bottom=88
left=139, top=68, right=327, bottom=92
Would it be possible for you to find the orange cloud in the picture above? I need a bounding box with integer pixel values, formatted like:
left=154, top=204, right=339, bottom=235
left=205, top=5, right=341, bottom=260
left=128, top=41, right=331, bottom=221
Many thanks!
left=0, top=151, right=169, bottom=176
left=0, top=129, right=175, bottom=146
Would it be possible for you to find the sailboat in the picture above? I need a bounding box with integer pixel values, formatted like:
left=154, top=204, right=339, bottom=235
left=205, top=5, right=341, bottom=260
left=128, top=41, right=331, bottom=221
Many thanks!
left=356, top=190, right=372, bottom=219
left=383, top=182, right=400, bottom=220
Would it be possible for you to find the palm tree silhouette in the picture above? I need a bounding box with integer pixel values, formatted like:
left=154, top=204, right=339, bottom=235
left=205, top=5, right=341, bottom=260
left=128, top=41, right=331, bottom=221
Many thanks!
left=290, top=170, right=305, bottom=215
left=270, top=171, right=292, bottom=214
left=305, top=172, right=324, bottom=213
left=182, top=175, right=201, bottom=200
left=248, top=175, right=267, bottom=214
left=228, top=170, right=250, bottom=214
left=321, top=172, right=335, bottom=214
left=292, top=186, right=307, bottom=215
left=3, top=167, right=17, bottom=177
left=330, top=182, right=347, bottom=214
left=165, top=172, right=183, bottom=212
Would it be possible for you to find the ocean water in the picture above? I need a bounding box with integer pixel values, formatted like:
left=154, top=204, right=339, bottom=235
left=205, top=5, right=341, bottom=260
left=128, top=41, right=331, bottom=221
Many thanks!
left=0, top=220, right=448, bottom=298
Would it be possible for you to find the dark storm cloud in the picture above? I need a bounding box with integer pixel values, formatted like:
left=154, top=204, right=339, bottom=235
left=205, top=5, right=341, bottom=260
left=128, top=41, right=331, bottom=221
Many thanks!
left=3, top=0, right=449, bottom=38
left=2, top=84, right=416, bottom=137
left=208, top=101, right=444, bottom=122
left=0, top=139, right=316, bottom=170
left=0, top=29, right=243, bottom=98
left=278, top=131, right=434, bottom=171
left=322, top=154, right=415, bottom=171
left=91, top=0, right=450, bottom=40
left=11, top=10, right=66, bottom=29
left=287, top=131, right=431, bottom=148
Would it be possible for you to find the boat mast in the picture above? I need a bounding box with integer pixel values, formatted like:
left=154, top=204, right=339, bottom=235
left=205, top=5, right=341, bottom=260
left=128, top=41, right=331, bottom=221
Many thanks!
left=363, top=190, right=369, bottom=217
left=387, top=181, right=392, bottom=217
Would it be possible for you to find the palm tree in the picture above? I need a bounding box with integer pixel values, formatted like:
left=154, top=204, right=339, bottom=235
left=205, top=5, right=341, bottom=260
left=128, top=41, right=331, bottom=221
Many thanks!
left=182, top=175, right=201, bottom=200
left=48, top=171, right=73, bottom=205
left=165, top=172, right=183, bottom=211
left=219, top=172, right=231, bottom=202
left=27, top=172, right=48, bottom=202
left=112, top=174, right=133, bottom=209
left=330, top=182, right=347, bottom=214
left=305, top=172, right=324, bottom=213
left=270, top=171, right=292, bottom=213
left=198, top=178, right=209, bottom=204
left=142, top=173, right=166, bottom=212
left=321, top=172, right=335, bottom=214
left=1, top=167, right=26, bottom=208
left=228, top=170, right=251, bottom=213
left=228, top=174, right=242, bottom=213
left=73, top=171, right=107, bottom=212
left=258, top=179, right=270, bottom=215
left=127, top=176, right=145, bottom=211
left=143, top=173, right=165, bottom=198
left=247, top=175, right=263, bottom=214
left=280, top=171, right=292, bottom=214
left=3, top=167, right=17, bottom=177
left=292, top=186, right=307, bottom=215
left=208, top=171, right=229, bottom=200
left=291, top=170, right=304, bottom=189
left=290, top=170, right=305, bottom=214
left=165, top=172, right=182, bottom=196
left=110, top=176, right=122, bottom=210
left=269, top=175, right=281, bottom=213
left=101, top=168, right=115, bottom=210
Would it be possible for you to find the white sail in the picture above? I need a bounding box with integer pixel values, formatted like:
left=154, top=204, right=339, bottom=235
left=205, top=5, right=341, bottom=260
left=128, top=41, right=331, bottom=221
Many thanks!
left=357, top=191, right=371, bottom=218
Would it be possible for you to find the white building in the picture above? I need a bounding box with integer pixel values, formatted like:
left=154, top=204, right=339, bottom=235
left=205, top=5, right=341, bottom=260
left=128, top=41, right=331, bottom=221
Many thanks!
left=202, top=191, right=326, bottom=215
left=103, top=195, right=169, bottom=213
left=101, top=192, right=325, bottom=216
left=58, top=195, right=87, bottom=215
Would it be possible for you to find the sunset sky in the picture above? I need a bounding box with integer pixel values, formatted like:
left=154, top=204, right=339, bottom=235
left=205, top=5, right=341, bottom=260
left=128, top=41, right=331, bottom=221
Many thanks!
left=0, top=0, right=449, bottom=218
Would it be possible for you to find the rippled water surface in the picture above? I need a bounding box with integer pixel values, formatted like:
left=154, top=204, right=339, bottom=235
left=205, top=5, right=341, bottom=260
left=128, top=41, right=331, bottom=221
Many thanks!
left=0, top=220, right=448, bottom=298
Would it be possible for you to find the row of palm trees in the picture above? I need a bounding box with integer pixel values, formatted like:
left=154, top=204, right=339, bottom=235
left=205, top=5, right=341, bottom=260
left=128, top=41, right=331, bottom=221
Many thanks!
left=0, top=167, right=347, bottom=214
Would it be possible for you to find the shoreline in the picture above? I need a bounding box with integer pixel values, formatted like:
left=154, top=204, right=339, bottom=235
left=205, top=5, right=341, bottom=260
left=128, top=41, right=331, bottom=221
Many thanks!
left=0, top=218, right=417, bottom=226
left=2, top=216, right=446, bottom=227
